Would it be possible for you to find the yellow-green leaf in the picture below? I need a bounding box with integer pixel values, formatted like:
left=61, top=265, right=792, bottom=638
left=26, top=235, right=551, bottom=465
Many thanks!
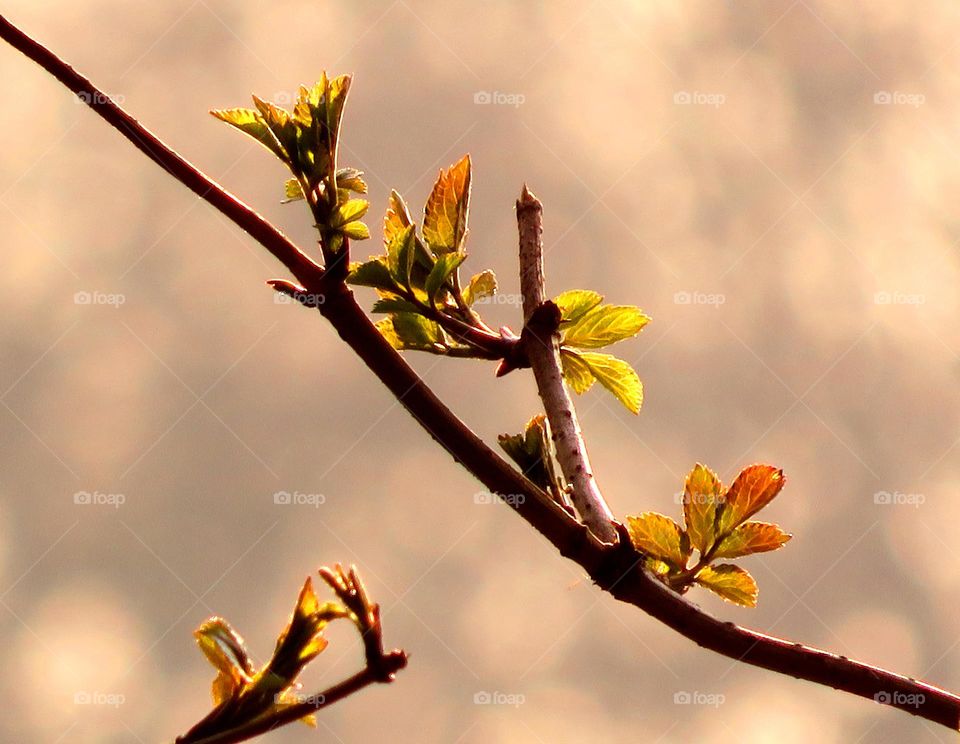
left=251, top=96, right=298, bottom=160
left=194, top=617, right=255, bottom=704
left=715, top=464, right=786, bottom=537
left=562, top=304, right=650, bottom=349
left=384, top=190, right=413, bottom=247
left=425, top=253, right=467, bottom=303
left=694, top=564, right=758, bottom=607
left=422, top=154, right=471, bottom=254
left=711, top=521, right=792, bottom=560
left=332, top=198, right=369, bottom=227
left=578, top=351, right=643, bottom=414
left=626, top=512, right=686, bottom=567
left=210, top=107, right=287, bottom=161
left=341, top=221, right=370, bottom=240
left=463, top=270, right=497, bottom=306
left=336, top=167, right=367, bottom=194
left=683, top=463, right=723, bottom=555
left=376, top=317, right=402, bottom=349
left=554, top=289, right=603, bottom=325
left=283, top=178, right=305, bottom=202
left=559, top=348, right=596, bottom=394
left=348, top=258, right=396, bottom=291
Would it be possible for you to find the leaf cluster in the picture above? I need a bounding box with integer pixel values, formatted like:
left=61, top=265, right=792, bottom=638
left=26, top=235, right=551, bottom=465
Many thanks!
left=625, top=464, right=791, bottom=606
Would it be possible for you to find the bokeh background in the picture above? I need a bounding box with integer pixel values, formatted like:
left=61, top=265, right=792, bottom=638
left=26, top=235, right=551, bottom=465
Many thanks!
left=2, top=1, right=960, bottom=741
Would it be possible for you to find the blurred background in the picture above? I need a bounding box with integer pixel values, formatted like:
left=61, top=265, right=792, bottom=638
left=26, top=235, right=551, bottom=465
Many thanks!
left=1, top=1, right=959, bottom=741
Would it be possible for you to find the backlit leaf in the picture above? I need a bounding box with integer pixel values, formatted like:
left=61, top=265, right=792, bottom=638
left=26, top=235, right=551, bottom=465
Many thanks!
left=384, top=190, right=413, bottom=247
left=332, top=198, right=369, bottom=227
left=425, top=253, right=467, bottom=303
left=283, top=178, right=305, bottom=202
left=210, top=107, right=287, bottom=161
left=422, top=154, right=471, bottom=254
left=626, top=512, right=687, bottom=567
left=462, top=270, right=497, bottom=306
left=336, top=167, right=367, bottom=194
left=578, top=352, right=643, bottom=414
left=340, top=221, right=370, bottom=240
left=194, top=617, right=255, bottom=705
left=694, top=564, right=758, bottom=607
left=715, top=465, right=786, bottom=538
left=251, top=96, right=298, bottom=162
left=683, top=464, right=723, bottom=555
left=711, top=522, right=792, bottom=560
left=553, top=289, right=603, bottom=325
left=562, top=304, right=650, bottom=349
left=372, top=298, right=421, bottom=314
left=348, top=258, right=396, bottom=291
left=559, top=348, right=596, bottom=394
left=391, top=312, right=443, bottom=351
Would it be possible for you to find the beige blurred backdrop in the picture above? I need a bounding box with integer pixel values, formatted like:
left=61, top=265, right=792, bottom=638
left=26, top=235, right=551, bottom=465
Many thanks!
left=2, top=1, right=960, bottom=742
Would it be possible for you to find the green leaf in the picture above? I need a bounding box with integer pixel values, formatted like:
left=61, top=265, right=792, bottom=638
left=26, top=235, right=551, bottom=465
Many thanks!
left=711, top=522, right=792, bottom=560
left=332, top=198, right=369, bottom=227
left=553, top=289, right=603, bottom=325
left=626, top=512, right=687, bottom=567
left=391, top=312, right=443, bottom=351
left=683, top=463, right=723, bottom=555
left=694, top=564, right=758, bottom=607
left=562, top=304, right=650, bottom=349
left=577, top=351, right=643, bottom=414
left=371, top=298, right=421, bottom=314
left=422, top=154, right=471, bottom=254
left=341, top=221, right=370, bottom=240
left=283, top=178, right=305, bottom=203
left=559, top=348, right=596, bottom=394
left=462, top=270, right=497, bottom=306
left=251, top=96, right=298, bottom=162
left=375, top=317, right=402, bottom=349
left=347, top=258, right=396, bottom=291
left=425, top=253, right=467, bottom=303
left=497, top=415, right=561, bottom=495
left=336, top=167, right=367, bottom=194
left=714, top=465, right=786, bottom=538
left=210, top=108, right=288, bottom=161
left=384, top=190, right=413, bottom=246
left=387, top=225, right=419, bottom=289
left=194, top=617, right=256, bottom=703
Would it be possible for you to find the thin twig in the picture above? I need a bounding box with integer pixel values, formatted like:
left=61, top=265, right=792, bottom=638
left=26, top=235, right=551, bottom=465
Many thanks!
left=516, top=185, right=617, bottom=542
left=3, top=14, right=959, bottom=729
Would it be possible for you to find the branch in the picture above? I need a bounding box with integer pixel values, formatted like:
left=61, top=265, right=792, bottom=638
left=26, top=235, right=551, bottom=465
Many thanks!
left=3, top=14, right=958, bottom=730
left=517, top=186, right=617, bottom=542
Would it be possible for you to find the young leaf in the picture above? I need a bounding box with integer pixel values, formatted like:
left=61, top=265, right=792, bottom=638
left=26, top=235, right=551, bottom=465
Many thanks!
left=683, top=463, right=723, bottom=555
left=251, top=96, right=298, bottom=162
left=562, top=304, right=650, bottom=349
left=626, top=512, right=688, bottom=567
left=715, top=465, right=786, bottom=538
left=498, top=415, right=562, bottom=495
left=422, top=154, right=471, bottom=254
left=348, top=258, right=397, bottom=292
left=425, top=253, right=467, bottom=304
left=554, top=289, right=603, bottom=325
left=336, top=167, right=367, bottom=194
left=372, top=298, right=421, bottom=314
left=391, top=312, right=443, bottom=351
left=283, top=178, right=305, bottom=203
left=210, top=108, right=287, bottom=161
left=559, top=348, right=596, bottom=394
left=694, top=564, right=758, bottom=607
left=332, top=198, right=369, bottom=227
left=462, top=270, right=497, bottom=306
left=711, top=522, right=792, bottom=560
left=578, top=351, right=643, bottom=414
left=384, top=190, right=413, bottom=246
left=194, top=617, right=255, bottom=704
left=341, top=221, right=370, bottom=240
left=387, top=225, right=419, bottom=289
left=375, top=317, right=402, bottom=349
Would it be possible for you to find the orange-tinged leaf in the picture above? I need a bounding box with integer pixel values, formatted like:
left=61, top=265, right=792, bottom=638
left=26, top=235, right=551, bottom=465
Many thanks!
left=194, top=617, right=255, bottom=705
left=422, top=154, right=471, bottom=254
left=626, top=512, right=687, bottom=567
left=711, top=521, right=792, bottom=560
left=683, top=463, right=723, bottom=555
left=384, top=190, right=413, bottom=247
left=694, top=564, right=758, bottom=607
left=715, top=464, right=786, bottom=537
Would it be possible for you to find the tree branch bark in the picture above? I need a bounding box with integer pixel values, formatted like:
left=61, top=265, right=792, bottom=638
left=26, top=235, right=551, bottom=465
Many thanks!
left=516, top=186, right=617, bottom=542
left=3, top=13, right=958, bottom=730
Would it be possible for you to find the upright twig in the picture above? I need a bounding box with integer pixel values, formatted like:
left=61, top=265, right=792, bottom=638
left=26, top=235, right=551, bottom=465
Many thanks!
left=3, top=14, right=959, bottom=729
left=516, top=186, right=617, bottom=542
